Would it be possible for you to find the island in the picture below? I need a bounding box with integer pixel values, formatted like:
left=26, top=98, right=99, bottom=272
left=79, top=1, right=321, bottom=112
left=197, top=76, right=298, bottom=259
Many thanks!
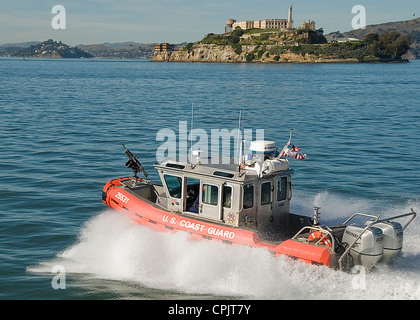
left=153, top=11, right=417, bottom=64
left=153, top=28, right=412, bottom=64
left=12, top=39, right=93, bottom=59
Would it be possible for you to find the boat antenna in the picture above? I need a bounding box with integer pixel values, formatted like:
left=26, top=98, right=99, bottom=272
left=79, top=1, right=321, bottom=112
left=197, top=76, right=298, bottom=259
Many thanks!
left=190, top=103, right=194, bottom=166
left=237, top=109, right=242, bottom=170
left=278, top=128, right=293, bottom=158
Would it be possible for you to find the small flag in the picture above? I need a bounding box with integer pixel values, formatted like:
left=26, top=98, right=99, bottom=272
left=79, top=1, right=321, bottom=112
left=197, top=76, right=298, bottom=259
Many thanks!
left=280, top=145, right=307, bottom=160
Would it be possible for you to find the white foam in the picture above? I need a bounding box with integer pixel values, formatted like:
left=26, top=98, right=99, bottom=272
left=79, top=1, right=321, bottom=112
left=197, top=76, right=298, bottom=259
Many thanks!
left=30, top=196, right=420, bottom=299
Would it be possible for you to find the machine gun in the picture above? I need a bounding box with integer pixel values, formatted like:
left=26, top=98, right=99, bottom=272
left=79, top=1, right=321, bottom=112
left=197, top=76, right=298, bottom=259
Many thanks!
left=122, top=144, right=149, bottom=184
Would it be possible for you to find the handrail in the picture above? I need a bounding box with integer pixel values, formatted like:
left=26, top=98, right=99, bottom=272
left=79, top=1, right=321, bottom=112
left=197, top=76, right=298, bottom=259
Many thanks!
left=291, top=225, right=336, bottom=249
left=400, top=208, right=417, bottom=230
left=342, top=212, right=380, bottom=225
left=337, top=208, right=417, bottom=270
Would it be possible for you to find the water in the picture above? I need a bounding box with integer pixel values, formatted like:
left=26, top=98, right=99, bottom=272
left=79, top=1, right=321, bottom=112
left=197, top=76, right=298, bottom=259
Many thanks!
left=1, top=58, right=419, bottom=300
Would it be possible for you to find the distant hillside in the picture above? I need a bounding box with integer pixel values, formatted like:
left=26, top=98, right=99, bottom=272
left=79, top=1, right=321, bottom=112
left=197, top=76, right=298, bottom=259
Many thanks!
left=78, top=42, right=154, bottom=59
left=1, top=40, right=154, bottom=59
left=0, top=41, right=40, bottom=56
left=12, top=39, right=93, bottom=58
left=326, top=17, right=420, bottom=59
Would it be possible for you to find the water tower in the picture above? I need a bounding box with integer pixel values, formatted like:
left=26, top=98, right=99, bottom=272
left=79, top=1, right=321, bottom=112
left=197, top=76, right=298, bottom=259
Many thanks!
left=225, top=18, right=236, bottom=33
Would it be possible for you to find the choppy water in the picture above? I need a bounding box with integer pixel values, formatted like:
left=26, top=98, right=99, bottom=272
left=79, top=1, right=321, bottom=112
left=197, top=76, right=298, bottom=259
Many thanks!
left=1, top=58, right=419, bottom=300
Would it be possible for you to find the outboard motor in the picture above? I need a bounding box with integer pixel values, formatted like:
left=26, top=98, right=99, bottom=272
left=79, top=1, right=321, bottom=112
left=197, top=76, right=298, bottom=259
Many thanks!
left=342, top=225, right=384, bottom=271
left=372, top=221, right=403, bottom=264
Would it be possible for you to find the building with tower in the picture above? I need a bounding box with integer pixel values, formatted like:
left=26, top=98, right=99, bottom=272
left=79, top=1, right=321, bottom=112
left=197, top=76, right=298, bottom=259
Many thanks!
left=226, top=5, right=294, bottom=32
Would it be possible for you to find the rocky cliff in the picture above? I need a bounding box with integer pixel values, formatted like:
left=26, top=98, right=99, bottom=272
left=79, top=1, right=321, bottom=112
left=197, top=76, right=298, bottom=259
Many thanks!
left=152, top=43, right=361, bottom=63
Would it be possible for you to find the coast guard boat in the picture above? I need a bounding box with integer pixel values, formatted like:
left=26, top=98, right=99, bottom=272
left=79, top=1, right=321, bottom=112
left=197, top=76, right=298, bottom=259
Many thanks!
left=102, top=131, right=416, bottom=271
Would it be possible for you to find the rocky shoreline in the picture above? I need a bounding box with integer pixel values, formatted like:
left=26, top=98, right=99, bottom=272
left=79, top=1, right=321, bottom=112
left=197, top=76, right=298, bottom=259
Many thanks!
left=152, top=43, right=409, bottom=64
left=152, top=44, right=360, bottom=63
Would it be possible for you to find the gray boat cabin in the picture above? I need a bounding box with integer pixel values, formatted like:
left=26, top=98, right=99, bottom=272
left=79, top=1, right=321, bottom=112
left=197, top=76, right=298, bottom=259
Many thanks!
left=154, top=141, right=307, bottom=239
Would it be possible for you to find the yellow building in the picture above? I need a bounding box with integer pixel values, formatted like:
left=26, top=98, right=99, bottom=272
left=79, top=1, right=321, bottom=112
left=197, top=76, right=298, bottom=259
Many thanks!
left=154, top=43, right=174, bottom=52
left=227, top=5, right=293, bottom=32
left=300, top=20, right=316, bottom=31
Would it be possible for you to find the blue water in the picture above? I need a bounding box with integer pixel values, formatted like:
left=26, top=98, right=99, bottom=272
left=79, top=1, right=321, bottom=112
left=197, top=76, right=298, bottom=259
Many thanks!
left=1, top=58, right=419, bottom=300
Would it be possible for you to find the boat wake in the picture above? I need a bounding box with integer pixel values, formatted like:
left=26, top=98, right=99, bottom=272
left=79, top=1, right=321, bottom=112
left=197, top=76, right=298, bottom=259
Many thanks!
left=29, top=193, right=420, bottom=299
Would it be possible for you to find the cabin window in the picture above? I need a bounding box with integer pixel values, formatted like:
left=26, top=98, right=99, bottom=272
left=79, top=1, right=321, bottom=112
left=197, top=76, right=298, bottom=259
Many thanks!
left=223, top=185, right=232, bottom=208
left=202, top=184, right=219, bottom=206
left=261, top=181, right=271, bottom=205
left=213, top=171, right=234, bottom=178
left=186, top=177, right=200, bottom=213
left=166, top=163, right=185, bottom=170
left=186, top=177, right=200, bottom=196
left=277, top=177, right=287, bottom=201
left=164, top=174, right=182, bottom=198
left=243, top=184, right=254, bottom=209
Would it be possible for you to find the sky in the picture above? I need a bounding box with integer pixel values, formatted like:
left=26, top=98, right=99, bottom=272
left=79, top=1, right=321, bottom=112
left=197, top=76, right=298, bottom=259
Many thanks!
left=0, top=0, right=418, bottom=45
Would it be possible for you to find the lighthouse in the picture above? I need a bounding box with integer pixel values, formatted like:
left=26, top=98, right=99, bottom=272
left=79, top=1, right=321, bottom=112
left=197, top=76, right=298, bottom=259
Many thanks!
left=287, top=5, right=293, bottom=29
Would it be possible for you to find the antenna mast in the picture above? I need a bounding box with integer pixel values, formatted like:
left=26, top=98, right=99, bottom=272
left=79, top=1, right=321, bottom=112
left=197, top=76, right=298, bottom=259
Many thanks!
left=237, top=109, right=242, bottom=169
left=190, top=103, right=194, bottom=165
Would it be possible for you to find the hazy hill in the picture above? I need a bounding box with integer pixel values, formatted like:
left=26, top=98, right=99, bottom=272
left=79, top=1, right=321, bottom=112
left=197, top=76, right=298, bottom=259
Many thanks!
left=1, top=40, right=154, bottom=59
left=0, top=41, right=40, bottom=56
left=11, top=39, right=93, bottom=58
left=78, top=42, right=154, bottom=59
left=326, top=17, right=420, bottom=59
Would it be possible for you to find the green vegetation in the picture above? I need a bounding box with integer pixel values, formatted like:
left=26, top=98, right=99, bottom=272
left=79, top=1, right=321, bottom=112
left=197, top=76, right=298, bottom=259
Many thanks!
left=183, top=42, right=194, bottom=53
left=246, top=53, right=255, bottom=62
left=200, top=28, right=244, bottom=45
left=364, top=31, right=412, bottom=59
left=262, top=32, right=411, bottom=61
left=326, top=17, right=420, bottom=59
left=232, top=43, right=242, bottom=55
left=251, top=30, right=410, bottom=61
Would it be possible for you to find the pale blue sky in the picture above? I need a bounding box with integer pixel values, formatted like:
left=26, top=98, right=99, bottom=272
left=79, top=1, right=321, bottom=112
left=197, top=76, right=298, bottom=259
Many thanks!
left=0, top=0, right=418, bottom=45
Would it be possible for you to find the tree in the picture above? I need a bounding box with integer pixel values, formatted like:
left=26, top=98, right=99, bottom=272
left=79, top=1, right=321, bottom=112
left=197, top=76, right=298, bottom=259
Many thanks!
left=246, top=53, right=255, bottom=62
left=232, top=43, right=242, bottom=55
left=229, top=29, right=244, bottom=44
left=378, top=31, right=401, bottom=57
left=365, top=31, right=412, bottom=59
left=389, top=35, right=412, bottom=57
left=184, top=43, right=194, bottom=53
left=364, top=33, right=379, bottom=44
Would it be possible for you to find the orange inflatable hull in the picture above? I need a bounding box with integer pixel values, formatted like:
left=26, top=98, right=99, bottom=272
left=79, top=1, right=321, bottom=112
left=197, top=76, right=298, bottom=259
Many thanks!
left=102, top=178, right=331, bottom=267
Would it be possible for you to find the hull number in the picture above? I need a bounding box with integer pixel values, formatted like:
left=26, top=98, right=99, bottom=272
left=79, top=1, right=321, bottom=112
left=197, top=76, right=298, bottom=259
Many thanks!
left=115, top=192, right=129, bottom=204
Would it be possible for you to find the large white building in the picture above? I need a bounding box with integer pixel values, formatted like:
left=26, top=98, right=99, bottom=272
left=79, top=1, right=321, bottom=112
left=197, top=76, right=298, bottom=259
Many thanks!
left=225, top=5, right=293, bottom=33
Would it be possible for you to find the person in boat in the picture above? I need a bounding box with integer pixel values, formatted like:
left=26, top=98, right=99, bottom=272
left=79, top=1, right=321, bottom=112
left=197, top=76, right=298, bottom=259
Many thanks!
left=189, top=195, right=199, bottom=213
